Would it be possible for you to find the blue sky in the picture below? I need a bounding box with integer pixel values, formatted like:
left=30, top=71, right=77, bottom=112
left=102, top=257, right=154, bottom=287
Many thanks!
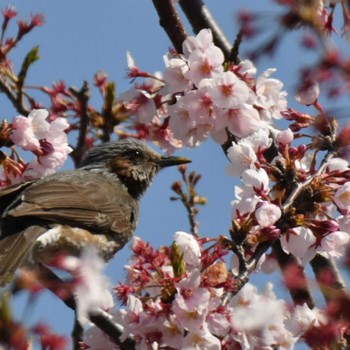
left=1, top=0, right=344, bottom=346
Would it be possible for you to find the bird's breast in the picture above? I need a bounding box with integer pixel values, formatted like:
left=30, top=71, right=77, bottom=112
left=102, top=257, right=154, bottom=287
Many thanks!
left=32, top=225, right=122, bottom=264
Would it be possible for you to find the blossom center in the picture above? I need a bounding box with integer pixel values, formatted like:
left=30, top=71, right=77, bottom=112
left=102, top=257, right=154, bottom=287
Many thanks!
left=221, top=84, right=233, bottom=97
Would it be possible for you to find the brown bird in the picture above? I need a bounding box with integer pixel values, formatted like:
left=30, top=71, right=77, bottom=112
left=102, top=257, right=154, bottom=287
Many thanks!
left=0, top=138, right=190, bottom=285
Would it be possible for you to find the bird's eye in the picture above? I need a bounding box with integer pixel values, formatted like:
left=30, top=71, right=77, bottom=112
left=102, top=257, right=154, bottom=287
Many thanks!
left=129, top=150, right=142, bottom=161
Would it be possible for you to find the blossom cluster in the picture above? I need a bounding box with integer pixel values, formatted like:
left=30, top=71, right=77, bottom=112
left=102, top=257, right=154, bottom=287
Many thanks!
left=225, top=123, right=350, bottom=268
left=117, top=29, right=287, bottom=152
left=1, top=17, right=350, bottom=349
left=119, top=29, right=350, bottom=275
left=0, top=109, right=71, bottom=185
left=82, top=233, right=328, bottom=350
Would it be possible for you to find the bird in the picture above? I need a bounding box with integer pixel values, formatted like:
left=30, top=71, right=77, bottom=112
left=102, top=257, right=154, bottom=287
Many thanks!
left=0, top=138, right=191, bottom=285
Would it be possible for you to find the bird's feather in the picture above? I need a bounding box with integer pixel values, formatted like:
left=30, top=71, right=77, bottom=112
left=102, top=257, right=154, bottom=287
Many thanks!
left=0, top=225, right=46, bottom=285
left=0, top=179, right=36, bottom=215
left=3, top=170, right=139, bottom=238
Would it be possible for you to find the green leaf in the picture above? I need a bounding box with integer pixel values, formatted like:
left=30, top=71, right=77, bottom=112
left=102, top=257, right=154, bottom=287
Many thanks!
left=170, top=242, right=186, bottom=278
left=17, top=46, right=40, bottom=88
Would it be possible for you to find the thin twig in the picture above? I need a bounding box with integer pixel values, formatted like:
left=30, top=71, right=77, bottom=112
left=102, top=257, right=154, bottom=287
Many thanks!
left=69, top=81, right=91, bottom=168
left=229, top=29, right=243, bottom=64
left=282, top=150, right=335, bottom=213
left=0, top=76, right=29, bottom=115
left=221, top=241, right=270, bottom=306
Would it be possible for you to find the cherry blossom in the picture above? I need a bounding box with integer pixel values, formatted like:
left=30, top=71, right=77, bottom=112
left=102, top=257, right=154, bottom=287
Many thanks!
left=61, top=248, right=114, bottom=324
left=318, top=230, right=350, bottom=258
left=280, top=227, right=317, bottom=263
left=226, top=141, right=257, bottom=177
left=163, top=57, right=192, bottom=93
left=3, top=5, right=350, bottom=348
left=174, top=231, right=201, bottom=268
left=254, top=68, right=287, bottom=121
left=276, top=128, right=294, bottom=145
left=185, top=46, right=224, bottom=86
left=203, top=71, right=251, bottom=109
left=284, top=303, right=326, bottom=338
left=182, top=28, right=214, bottom=57
left=333, top=181, right=350, bottom=213
left=295, top=79, right=320, bottom=106
left=6, top=109, right=71, bottom=181
left=255, top=202, right=282, bottom=227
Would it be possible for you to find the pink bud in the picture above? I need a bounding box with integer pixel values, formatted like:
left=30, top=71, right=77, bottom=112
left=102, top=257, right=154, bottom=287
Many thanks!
left=276, top=128, right=293, bottom=145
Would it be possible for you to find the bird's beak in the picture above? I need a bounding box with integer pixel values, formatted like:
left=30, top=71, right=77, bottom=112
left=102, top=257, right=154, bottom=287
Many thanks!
left=157, top=155, right=191, bottom=168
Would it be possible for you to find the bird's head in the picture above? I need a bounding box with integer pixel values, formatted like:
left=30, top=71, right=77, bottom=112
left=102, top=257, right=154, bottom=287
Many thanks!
left=79, top=138, right=191, bottom=198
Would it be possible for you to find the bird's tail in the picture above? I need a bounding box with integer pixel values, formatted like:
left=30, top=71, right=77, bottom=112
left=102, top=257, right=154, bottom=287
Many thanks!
left=0, top=226, right=45, bottom=286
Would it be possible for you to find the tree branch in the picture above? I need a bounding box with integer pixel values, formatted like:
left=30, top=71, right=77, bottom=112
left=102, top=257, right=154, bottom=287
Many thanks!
left=310, top=254, right=347, bottom=302
left=151, top=0, right=188, bottom=54
left=36, top=265, right=136, bottom=350
left=178, top=0, right=232, bottom=59
left=273, top=241, right=315, bottom=308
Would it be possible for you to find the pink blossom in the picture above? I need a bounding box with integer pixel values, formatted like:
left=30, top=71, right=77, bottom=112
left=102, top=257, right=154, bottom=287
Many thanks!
left=260, top=254, right=279, bottom=274
left=119, top=88, right=157, bottom=124
left=280, top=227, right=317, bottom=263
left=10, top=115, right=41, bottom=151
left=172, top=269, right=210, bottom=332
left=63, top=248, right=114, bottom=324
left=318, top=231, right=350, bottom=258
left=337, top=215, right=350, bottom=233
left=9, top=109, right=71, bottom=179
left=182, top=327, right=221, bottom=350
left=226, top=129, right=272, bottom=170
left=255, top=68, right=287, bottom=121
left=214, top=106, right=261, bottom=139
left=181, top=88, right=218, bottom=126
left=173, top=231, right=201, bottom=268
left=2, top=5, right=17, bottom=20
left=226, top=141, right=257, bottom=176
left=284, top=304, right=327, bottom=337
left=203, top=71, right=251, bottom=109
left=163, top=57, right=192, bottom=93
left=236, top=59, right=257, bottom=78
left=255, top=202, right=282, bottom=227
left=276, top=128, right=294, bottom=145
left=326, top=158, right=349, bottom=172
left=231, top=284, right=297, bottom=349
left=231, top=194, right=260, bottom=216
left=229, top=283, right=290, bottom=348
left=232, top=168, right=270, bottom=214
left=295, top=80, right=320, bottom=105
left=240, top=168, right=270, bottom=195
left=162, top=316, right=185, bottom=348
left=185, top=46, right=224, bottom=86
left=182, top=29, right=214, bottom=57
left=168, top=97, right=211, bottom=147
left=206, top=313, right=230, bottom=337
left=244, top=128, right=272, bottom=151
left=333, top=182, right=350, bottom=213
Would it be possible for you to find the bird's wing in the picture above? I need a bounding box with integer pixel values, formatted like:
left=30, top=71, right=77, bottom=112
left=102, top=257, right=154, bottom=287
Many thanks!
left=0, top=179, right=36, bottom=214
left=3, top=171, right=138, bottom=236
left=0, top=225, right=47, bottom=286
